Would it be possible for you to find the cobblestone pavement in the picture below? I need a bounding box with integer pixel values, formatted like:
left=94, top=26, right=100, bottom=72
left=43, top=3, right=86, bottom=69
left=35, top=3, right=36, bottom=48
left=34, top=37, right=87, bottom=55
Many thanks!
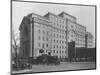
left=12, top=62, right=96, bottom=74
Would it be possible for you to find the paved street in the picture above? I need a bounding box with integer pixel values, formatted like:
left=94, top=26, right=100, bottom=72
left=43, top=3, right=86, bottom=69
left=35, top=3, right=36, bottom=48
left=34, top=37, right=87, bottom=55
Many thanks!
left=31, top=62, right=96, bottom=72
left=12, top=62, right=96, bottom=74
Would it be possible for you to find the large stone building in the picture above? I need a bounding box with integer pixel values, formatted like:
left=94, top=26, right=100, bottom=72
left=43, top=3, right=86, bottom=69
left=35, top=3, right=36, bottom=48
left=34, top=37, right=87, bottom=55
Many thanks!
left=19, top=11, right=93, bottom=59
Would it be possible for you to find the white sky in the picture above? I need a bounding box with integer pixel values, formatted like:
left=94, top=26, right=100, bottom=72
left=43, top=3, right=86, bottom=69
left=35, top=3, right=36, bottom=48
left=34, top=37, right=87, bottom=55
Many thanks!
left=12, top=1, right=95, bottom=44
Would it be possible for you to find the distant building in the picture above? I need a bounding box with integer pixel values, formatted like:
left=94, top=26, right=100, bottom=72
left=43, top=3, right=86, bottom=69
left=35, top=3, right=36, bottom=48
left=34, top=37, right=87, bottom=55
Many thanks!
left=75, top=23, right=86, bottom=48
left=85, top=32, right=93, bottom=48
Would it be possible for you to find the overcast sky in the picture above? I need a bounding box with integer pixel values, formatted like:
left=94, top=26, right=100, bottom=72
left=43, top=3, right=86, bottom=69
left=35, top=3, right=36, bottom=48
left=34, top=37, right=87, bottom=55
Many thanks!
left=12, top=1, right=95, bottom=44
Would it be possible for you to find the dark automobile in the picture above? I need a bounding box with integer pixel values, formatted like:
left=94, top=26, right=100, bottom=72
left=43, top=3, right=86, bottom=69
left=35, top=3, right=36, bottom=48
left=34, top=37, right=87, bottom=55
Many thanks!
left=35, top=54, right=60, bottom=65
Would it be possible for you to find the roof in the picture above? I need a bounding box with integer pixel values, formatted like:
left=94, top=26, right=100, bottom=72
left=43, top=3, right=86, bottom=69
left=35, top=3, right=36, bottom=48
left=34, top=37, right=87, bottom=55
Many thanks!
left=76, top=23, right=86, bottom=29
left=28, top=13, right=50, bottom=22
left=19, top=16, right=30, bottom=30
left=44, top=12, right=65, bottom=20
left=19, top=13, right=51, bottom=30
left=58, top=11, right=77, bottom=19
left=86, top=32, right=93, bottom=39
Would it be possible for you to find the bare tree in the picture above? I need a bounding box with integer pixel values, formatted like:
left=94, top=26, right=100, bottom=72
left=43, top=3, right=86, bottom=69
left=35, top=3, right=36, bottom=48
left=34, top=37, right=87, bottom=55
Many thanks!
left=11, top=26, right=19, bottom=58
left=11, top=25, right=20, bottom=71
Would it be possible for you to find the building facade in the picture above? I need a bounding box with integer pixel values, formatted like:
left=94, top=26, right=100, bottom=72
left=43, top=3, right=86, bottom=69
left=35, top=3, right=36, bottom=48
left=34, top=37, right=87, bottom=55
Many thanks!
left=19, top=13, right=52, bottom=58
left=44, top=12, right=68, bottom=59
left=58, top=12, right=86, bottom=48
left=19, top=16, right=31, bottom=57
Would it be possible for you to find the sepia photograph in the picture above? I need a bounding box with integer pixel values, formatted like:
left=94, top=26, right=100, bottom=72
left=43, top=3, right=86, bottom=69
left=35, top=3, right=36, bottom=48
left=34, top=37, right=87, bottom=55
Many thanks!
left=11, top=0, right=96, bottom=74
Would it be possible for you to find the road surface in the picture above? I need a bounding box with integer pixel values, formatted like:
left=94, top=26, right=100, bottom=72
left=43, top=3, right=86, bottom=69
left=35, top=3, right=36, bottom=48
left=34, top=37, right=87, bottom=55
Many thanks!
left=12, top=62, right=96, bottom=74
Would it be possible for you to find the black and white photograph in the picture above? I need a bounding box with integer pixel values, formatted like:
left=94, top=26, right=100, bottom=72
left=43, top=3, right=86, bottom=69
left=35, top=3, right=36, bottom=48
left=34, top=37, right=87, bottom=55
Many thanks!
left=11, top=0, right=96, bottom=74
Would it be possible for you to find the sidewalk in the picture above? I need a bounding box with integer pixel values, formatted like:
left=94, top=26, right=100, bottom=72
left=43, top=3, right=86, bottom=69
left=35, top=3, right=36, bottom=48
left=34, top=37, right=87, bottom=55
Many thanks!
left=12, top=69, right=32, bottom=74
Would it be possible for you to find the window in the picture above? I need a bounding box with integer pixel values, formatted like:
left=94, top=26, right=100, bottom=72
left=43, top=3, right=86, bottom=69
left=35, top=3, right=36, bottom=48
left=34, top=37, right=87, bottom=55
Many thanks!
left=46, top=50, right=48, bottom=52
left=65, top=36, right=66, bottom=39
left=53, top=50, right=55, bottom=53
left=43, top=30, right=45, bottom=34
left=58, top=34, right=59, bottom=38
left=47, top=31, right=49, bottom=35
left=46, top=37, right=48, bottom=41
left=59, top=51, right=61, bottom=53
left=57, top=45, right=58, bottom=48
left=65, top=41, right=66, bottom=44
left=54, top=33, right=55, bottom=37
left=60, top=40, right=61, bottom=43
left=46, top=44, right=48, bottom=47
left=71, top=25, right=73, bottom=28
left=57, top=29, right=58, bottom=32
left=62, top=51, right=63, bottom=53
left=57, top=51, right=58, bottom=53
left=57, top=40, right=58, bottom=43
left=54, top=39, right=55, bottom=43
left=38, top=43, right=40, bottom=47
left=54, top=45, right=55, bottom=48
left=42, top=43, right=44, bottom=48
left=65, top=46, right=66, bottom=48
left=38, top=29, right=40, bottom=33
left=65, top=26, right=67, bottom=29
left=60, top=35, right=61, bottom=38
left=62, top=26, right=64, bottom=28
left=60, top=25, right=61, bottom=28
left=50, top=33, right=52, bottom=36
left=60, top=46, right=61, bottom=48
left=38, top=36, right=40, bottom=40
left=62, top=41, right=64, bottom=44
left=62, top=36, right=64, bottom=39
left=62, top=46, right=64, bottom=49
left=57, top=34, right=58, bottom=37
left=65, top=51, right=67, bottom=53
left=42, top=37, right=45, bottom=41
left=63, top=31, right=65, bottom=34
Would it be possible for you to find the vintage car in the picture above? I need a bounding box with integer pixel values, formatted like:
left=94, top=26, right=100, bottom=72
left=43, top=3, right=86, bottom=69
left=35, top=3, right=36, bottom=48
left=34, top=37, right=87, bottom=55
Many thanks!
left=35, top=54, right=60, bottom=65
